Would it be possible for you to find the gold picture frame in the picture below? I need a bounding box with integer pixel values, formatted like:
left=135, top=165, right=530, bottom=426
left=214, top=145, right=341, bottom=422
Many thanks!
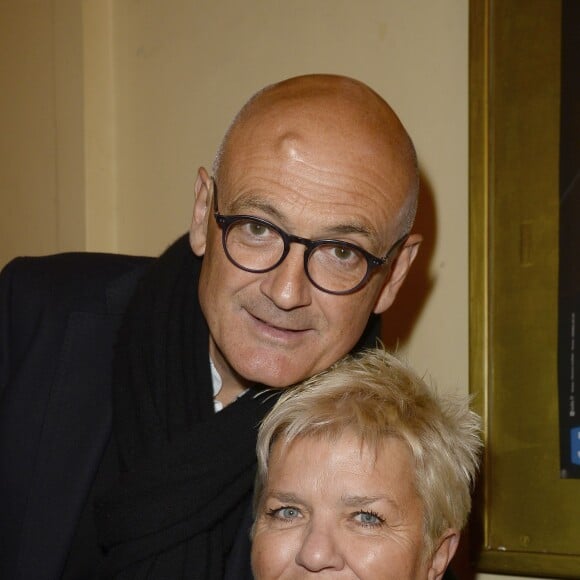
left=469, top=0, right=580, bottom=577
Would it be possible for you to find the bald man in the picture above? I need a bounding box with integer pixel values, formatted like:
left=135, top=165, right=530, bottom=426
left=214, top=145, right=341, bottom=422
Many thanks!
left=0, top=75, right=421, bottom=579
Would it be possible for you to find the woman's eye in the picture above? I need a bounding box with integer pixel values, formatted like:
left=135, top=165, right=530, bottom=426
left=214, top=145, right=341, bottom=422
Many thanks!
left=354, top=510, right=384, bottom=527
left=267, top=506, right=302, bottom=521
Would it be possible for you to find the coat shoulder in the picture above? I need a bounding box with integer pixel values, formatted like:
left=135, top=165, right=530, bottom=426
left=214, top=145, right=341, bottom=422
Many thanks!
left=1, top=251, right=153, bottom=312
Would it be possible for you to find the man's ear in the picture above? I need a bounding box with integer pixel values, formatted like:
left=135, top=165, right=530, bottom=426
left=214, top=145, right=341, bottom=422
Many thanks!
left=189, top=167, right=213, bottom=256
left=427, top=529, right=460, bottom=580
left=373, top=233, right=422, bottom=314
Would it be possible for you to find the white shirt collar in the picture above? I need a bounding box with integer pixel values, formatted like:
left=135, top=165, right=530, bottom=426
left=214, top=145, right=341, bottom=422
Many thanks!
left=209, top=356, right=224, bottom=412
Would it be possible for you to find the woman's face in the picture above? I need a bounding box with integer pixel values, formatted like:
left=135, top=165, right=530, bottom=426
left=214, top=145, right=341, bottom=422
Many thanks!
left=252, top=431, right=457, bottom=579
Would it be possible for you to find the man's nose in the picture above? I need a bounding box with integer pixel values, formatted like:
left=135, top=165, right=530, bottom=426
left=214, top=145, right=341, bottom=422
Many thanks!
left=259, top=244, right=312, bottom=310
left=295, top=520, right=345, bottom=572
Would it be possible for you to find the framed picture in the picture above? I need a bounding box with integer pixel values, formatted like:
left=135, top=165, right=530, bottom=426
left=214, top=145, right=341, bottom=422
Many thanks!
left=469, top=0, right=580, bottom=577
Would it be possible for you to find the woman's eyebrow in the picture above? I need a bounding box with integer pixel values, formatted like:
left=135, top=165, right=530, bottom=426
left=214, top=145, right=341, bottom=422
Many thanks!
left=266, top=490, right=303, bottom=504
left=341, top=494, right=401, bottom=512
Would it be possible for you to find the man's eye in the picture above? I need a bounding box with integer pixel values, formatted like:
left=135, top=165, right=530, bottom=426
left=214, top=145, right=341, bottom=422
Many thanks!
left=332, top=246, right=354, bottom=260
left=247, top=222, right=270, bottom=236
left=267, top=506, right=302, bottom=521
left=354, top=510, right=384, bottom=527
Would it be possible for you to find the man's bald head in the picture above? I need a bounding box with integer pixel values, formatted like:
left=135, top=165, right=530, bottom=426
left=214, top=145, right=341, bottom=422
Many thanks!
left=190, top=73, right=422, bottom=393
left=213, top=74, right=419, bottom=236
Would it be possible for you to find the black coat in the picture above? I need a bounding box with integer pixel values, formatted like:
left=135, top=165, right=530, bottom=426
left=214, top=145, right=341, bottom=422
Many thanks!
left=0, top=252, right=150, bottom=579
left=0, top=252, right=410, bottom=580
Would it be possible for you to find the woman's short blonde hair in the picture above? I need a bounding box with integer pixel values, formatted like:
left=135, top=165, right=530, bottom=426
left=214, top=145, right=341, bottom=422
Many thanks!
left=254, top=348, right=482, bottom=554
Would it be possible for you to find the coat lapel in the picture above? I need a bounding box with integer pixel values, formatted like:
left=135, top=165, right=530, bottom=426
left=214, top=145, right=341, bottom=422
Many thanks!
left=10, top=262, right=148, bottom=580
left=15, top=312, right=123, bottom=579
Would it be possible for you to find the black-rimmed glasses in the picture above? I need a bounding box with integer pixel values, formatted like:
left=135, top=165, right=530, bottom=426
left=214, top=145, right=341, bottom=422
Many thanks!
left=212, top=181, right=408, bottom=295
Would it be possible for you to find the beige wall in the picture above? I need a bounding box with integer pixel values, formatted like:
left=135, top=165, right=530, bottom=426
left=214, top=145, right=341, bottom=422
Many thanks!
left=0, top=2, right=558, bottom=579
left=0, top=0, right=85, bottom=264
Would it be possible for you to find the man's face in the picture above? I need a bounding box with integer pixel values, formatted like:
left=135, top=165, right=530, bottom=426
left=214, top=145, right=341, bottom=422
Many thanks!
left=252, top=432, right=443, bottom=579
left=190, top=90, right=420, bottom=390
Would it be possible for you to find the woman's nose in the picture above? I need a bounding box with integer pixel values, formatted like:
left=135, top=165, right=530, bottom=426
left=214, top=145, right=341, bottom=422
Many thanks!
left=294, top=520, right=345, bottom=572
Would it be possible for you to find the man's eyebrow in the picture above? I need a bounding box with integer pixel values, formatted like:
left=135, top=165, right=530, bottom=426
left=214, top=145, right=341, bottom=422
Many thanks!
left=228, top=195, right=284, bottom=220
left=229, top=196, right=380, bottom=245
left=327, top=223, right=376, bottom=239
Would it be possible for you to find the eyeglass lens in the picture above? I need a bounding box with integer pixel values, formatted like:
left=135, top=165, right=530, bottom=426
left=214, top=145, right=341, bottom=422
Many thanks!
left=223, top=218, right=370, bottom=293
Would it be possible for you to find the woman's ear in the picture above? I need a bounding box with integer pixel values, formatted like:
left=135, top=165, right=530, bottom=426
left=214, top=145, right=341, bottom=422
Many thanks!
left=189, top=167, right=213, bottom=256
left=427, top=529, right=460, bottom=580
left=373, top=233, right=422, bottom=314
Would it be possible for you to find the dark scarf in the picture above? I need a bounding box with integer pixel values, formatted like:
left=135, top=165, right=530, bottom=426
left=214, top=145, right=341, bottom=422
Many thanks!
left=94, top=235, right=278, bottom=579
